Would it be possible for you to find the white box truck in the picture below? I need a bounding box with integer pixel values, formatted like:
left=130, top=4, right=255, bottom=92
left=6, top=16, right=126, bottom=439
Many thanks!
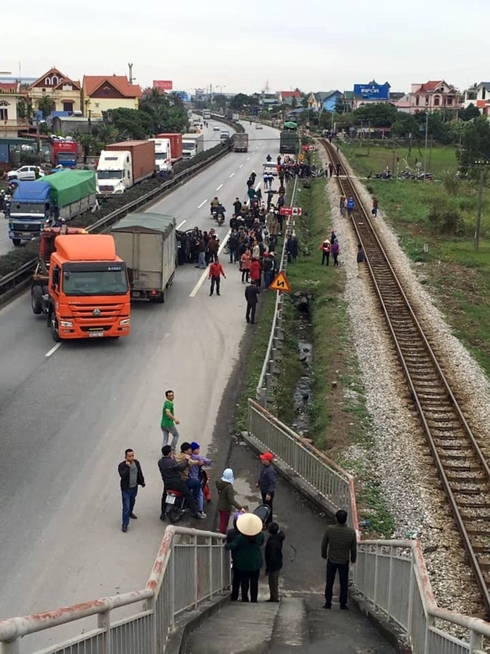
left=149, top=138, right=172, bottom=172
left=182, top=133, right=204, bottom=159
left=111, top=213, right=177, bottom=303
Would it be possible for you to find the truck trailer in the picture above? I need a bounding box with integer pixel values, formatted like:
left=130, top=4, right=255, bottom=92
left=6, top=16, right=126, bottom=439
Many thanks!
left=182, top=133, right=204, bottom=159
left=96, top=140, right=155, bottom=196
left=111, top=213, right=176, bottom=303
left=9, top=170, right=97, bottom=245
left=233, top=133, right=248, bottom=152
left=31, top=228, right=131, bottom=341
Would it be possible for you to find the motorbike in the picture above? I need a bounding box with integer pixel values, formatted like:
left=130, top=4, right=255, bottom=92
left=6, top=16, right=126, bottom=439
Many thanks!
left=211, top=207, right=225, bottom=226
left=164, top=488, right=191, bottom=524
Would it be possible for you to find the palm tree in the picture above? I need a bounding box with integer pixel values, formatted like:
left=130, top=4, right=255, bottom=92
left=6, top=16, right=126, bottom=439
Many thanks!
left=38, top=95, right=55, bottom=120
left=96, top=124, right=119, bottom=146
left=17, top=97, right=34, bottom=123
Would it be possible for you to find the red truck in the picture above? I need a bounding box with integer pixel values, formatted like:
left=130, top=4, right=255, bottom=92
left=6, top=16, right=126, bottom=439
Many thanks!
left=50, top=137, right=78, bottom=168
left=96, top=140, right=156, bottom=195
left=155, top=133, right=183, bottom=163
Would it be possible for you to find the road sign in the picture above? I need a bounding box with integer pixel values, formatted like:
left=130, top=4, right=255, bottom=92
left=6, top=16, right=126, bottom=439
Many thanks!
left=269, top=271, right=291, bottom=293
left=279, top=206, right=302, bottom=216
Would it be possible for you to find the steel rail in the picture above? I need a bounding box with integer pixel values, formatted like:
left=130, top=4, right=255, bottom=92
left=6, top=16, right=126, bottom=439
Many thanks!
left=320, top=137, right=490, bottom=616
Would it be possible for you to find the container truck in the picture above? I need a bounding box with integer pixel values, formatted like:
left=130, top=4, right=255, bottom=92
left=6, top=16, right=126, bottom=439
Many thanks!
left=203, top=111, right=211, bottom=120
left=280, top=131, right=298, bottom=155
left=155, top=133, right=183, bottom=163
left=49, top=137, right=78, bottom=168
left=31, top=227, right=131, bottom=342
left=96, top=140, right=155, bottom=196
left=111, top=213, right=176, bottom=303
left=182, top=133, right=204, bottom=159
left=149, top=138, right=172, bottom=172
left=233, top=133, right=248, bottom=152
left=9, top=170, right=97, bottom=246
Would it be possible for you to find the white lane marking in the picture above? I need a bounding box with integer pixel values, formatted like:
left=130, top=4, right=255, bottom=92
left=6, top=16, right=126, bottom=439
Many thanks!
left=177, top=220, right=186, bottom=229
left=45, top=343, right=62, bottom=358
left=229, top=173, right=235, bottom=178
left=255, top=182, right=261, bottom=191
left=239, top=164, right=243, bottom=168
left=198, top=199, right=208, bottom=209
left=216, top=184, right=223, bottom=191
left=189, top=230, right=231, bottom=298
left=247, top=157, right=251, bottom=161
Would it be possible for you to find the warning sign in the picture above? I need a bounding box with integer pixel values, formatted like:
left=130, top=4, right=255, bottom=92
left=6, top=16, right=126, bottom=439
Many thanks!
left=269, top=271, right=291, bottom=293
left=279, top=206, right=302, bottom=216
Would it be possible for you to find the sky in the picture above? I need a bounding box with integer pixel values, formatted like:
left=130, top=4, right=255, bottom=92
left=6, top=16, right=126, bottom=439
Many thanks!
left=5, top=0, right=489, bottom=95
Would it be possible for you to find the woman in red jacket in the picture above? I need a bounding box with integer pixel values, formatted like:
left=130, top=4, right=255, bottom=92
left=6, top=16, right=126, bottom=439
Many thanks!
left=249, top=258, right=262, bottom=289
left=240, top=249, right=252, bottom=284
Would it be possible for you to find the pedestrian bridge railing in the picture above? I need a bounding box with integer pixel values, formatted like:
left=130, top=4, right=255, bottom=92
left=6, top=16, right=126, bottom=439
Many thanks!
left=0, top=527, right=228, bottom=654
left=247, top=399, right=490, bottom=654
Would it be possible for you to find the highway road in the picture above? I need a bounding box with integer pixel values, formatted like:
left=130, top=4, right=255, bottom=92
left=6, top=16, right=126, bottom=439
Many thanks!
left=0, top=121, right=279, bottom=646
left=0, top=117, right=235, bottom=257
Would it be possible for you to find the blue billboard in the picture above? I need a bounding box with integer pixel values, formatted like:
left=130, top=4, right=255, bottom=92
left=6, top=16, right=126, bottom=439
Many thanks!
left=353, top=83, right=390, bottom=101
left=174, top=91, right=190, bottom=102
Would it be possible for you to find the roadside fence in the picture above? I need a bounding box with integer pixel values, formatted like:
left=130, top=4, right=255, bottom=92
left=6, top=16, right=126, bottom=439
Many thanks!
left=0, top=527, right=228, bottom=654
left=255, top=175, right=299, bottom=406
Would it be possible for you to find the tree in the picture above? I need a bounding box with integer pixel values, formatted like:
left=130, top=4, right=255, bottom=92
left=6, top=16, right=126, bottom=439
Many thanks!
left=139, top=89, right=188, bottom=134
left=458, top=103, right=480, bottom=122
left=212, top=94, right=227, bottom=109
left=353, top=103, right=398, bottom=127
left=38, top=95, right=55, bottom=120
left=457, top=115, right=490, bottom=177
left=17, top=97, right=34, bottom=123
left=229, top=93, right=253, bottom=111
left=291, top=97, right=297, bottom=109
left=390, top=113, right=419, bottom=138
left=95, top=123, right=120, bottom=145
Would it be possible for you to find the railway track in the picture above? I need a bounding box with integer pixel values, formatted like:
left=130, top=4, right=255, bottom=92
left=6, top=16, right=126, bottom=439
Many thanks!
left=319, top=138, right=490, bottom=616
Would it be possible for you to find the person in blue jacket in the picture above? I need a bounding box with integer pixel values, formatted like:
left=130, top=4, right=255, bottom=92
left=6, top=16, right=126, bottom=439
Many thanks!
left=347, top=197, right=355, bottom=218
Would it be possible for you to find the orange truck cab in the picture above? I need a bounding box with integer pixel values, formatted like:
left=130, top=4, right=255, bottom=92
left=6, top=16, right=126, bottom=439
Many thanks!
left=32, top=232, right=131, bottom=341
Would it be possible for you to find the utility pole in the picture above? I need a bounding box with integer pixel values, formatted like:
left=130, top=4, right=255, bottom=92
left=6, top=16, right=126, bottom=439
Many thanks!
left=474, top=161, right=488, bottom=250
left=128, top=63, right=134, bottom=84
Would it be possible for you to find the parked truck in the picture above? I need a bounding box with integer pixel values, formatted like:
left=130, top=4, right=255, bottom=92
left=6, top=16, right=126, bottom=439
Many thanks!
left=155, top=133, right=183, bottom=163
left=96, top=140, right=155, bottom=196
left=182, top=133, right=204, bottom=159
left=9, top=170, right=97, bottom=246
left=111, top=213, right=176, bottom=303
left=280, top=123, right=298, bottom=155
left=31, top=227, right=131, bottom=341
left=49, top=136, right=78, bottom=168
left=149, top=138, right=172, bottom=173
left=233, top=133, right=248, bottom=152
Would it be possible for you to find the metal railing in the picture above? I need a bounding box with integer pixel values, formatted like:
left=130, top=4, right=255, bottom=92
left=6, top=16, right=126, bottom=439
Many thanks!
left=0, top=141, right=234, bottom=303
left=246, top=400, right=490, bottom=653
left=255, top=175, right=299, bottom=406
left=0, top=527, right=228, bottom=654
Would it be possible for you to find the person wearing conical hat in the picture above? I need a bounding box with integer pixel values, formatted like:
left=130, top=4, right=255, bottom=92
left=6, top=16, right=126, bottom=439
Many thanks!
left=225, top=513, right=264, bottom=603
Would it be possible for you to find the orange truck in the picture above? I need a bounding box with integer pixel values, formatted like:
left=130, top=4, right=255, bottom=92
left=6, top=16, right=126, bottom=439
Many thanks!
left=31, top=227, right=131, bottom=341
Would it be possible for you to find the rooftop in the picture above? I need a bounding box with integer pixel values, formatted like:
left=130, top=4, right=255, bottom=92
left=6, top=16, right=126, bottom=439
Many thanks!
left=83, top=75, right=142, bottom=98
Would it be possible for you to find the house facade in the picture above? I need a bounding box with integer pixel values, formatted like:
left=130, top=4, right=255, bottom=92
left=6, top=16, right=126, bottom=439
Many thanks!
left=307, top=91, right=342, bottom=112
left=82, top=75, right=142, bottom=118
left=409, top=80, right=461, bottom=114
left=278, top=90, right=301, bottom=105
left=463, top=82, right=490, bottom=116
left=0, top=82, right=29, bottom=136
left=28, top=68, right=82, bottom=115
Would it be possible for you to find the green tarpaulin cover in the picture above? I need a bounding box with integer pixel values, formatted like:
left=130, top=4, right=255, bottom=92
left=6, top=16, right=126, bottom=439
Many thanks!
left=112, top=213, right=176, bottom=237
left=36, top=170, right=96, bottom=207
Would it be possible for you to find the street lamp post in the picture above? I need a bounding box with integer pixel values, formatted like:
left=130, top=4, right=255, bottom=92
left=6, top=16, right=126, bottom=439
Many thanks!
left=423, top=91, right=433, bottom=181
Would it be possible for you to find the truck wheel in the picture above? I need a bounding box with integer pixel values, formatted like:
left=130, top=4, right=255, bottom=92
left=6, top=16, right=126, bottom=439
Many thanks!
left=156, top=291, right=165, bottom=304
left=50, top=315, right=61, bottom=342
left=31, top=286, right=43, bottom=314
left=12, top=239, right=21, bottom=247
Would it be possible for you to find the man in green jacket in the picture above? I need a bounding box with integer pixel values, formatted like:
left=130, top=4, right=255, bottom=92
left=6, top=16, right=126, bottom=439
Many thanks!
left=161, top=390, right=179, bottom=451
left=321, top=509, right=357, bottom=610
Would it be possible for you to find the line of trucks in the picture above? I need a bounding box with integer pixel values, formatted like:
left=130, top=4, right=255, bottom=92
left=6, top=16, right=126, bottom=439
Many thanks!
left=31, top=212, right=177, bottom=342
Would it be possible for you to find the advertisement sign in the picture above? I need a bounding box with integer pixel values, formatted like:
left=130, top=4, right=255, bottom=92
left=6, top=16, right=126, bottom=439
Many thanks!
left=153, top=80, right=173, bottom=91
left=353, top=82, right=390, bottom=101
left=173, top=90, right=190, bottom=102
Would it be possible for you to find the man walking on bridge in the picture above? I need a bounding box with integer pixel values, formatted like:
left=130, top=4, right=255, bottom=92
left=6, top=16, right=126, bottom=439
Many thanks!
left=321, top=509, right=357, bottom=610
left=118, top=448, right=146, bottom=533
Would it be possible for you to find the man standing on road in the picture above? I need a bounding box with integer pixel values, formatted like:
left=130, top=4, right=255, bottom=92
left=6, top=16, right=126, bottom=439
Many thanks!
left=245, top=283, right=260, bottom=324
left=209, top=257, right=226, bottom=296
left=257, top=452, right=276, bottom=526
left=321, top=509, right=357, bottom=610
left=161, top=390, right=180, bottom=451
left=158, top=445, right=200, bottom=520
left=118, top=448, right=146, bottom=533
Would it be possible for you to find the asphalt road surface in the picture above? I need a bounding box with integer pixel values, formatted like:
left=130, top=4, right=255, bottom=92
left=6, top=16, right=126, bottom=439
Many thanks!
left=0, top=117, right=235, bottom=256
left=0, top=122, right=280, bottom=646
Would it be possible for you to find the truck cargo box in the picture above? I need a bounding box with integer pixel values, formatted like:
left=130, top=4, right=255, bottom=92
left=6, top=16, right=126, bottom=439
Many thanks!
left=105, top=141, right=155, bottom=184
left=35, top=170, right=96, bottom=206
left=155, top=133, right=183, bottom=162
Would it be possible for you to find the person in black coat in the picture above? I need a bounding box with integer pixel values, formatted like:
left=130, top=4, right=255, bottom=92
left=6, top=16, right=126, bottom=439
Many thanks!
left=226, top=513, right=242, bottom=600
left=118, top=448, right=146, bottom=533
left=245, top=284, right=260, bottom=324
left=265, top=522, right=285, bottom=602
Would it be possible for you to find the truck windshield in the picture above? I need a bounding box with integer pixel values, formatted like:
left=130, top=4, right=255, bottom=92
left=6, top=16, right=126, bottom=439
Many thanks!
left=62, top=263, right=129, bottom=296
left=11, top=202, right=44, bottom=215
left=97, top=170, right=124, bottom=180
left=57, top=153, right=76, bottom=162
left=182, top=141, right=196, bottom=150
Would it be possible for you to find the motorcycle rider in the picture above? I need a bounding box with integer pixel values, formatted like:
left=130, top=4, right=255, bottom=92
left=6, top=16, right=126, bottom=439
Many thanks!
left=176, top=442, right=205, bottom=517
left=215, top=202, right=226, bottom=226
left=158, top=445, right=201, bottom=520
left=210, top=196, right=220, bottom=216
left=266, top=154, right=272, bottom=162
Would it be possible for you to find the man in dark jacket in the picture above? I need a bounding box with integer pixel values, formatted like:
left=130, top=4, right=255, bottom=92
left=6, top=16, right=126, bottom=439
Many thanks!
left=257, top=452, right=276, bottom=526
left=158, top=445, right=199, bottom=520
left=245, top=284, right=260, bottom=324
left=265, top=522, right=285, bottom=602
left=118, top=448, right=146, bottom=533
left=321, top=509, right=357, bottom=610
left=226, top=513, right=242, bottom=601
